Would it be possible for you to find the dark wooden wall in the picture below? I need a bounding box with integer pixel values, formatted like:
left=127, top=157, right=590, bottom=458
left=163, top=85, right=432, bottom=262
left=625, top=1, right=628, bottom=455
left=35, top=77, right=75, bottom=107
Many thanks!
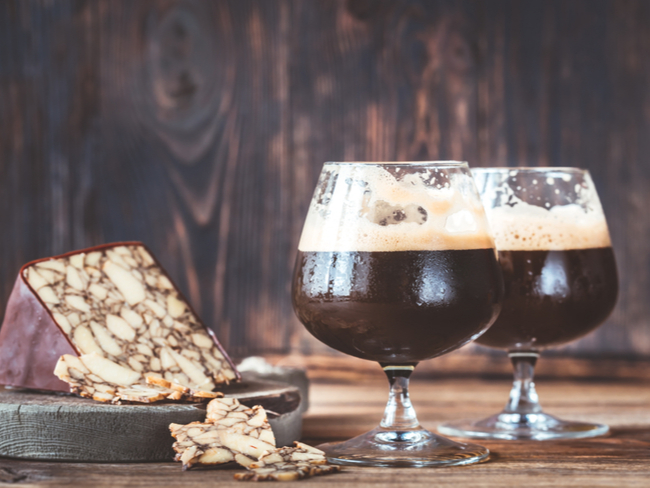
left=1, top=0, right=649, bottom=375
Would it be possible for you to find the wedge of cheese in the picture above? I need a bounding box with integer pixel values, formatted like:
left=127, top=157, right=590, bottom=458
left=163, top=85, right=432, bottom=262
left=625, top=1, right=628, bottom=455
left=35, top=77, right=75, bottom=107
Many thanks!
left=0, top=242, right=238, bottom=402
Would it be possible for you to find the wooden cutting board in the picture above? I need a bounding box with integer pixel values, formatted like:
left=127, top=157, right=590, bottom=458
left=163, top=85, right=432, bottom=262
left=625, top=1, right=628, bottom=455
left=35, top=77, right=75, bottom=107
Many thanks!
left=0, top=373, right=302, bottom=462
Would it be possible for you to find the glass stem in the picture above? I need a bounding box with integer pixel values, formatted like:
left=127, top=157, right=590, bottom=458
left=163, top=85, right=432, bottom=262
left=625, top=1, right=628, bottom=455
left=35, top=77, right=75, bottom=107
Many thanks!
left=380, top=366, right=420, bottom=430
left=503, top=352, right=542, bottom=414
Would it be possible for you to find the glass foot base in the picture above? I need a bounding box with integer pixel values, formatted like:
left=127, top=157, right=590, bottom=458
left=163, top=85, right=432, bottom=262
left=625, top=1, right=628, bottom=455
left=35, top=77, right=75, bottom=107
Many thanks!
left=317, top=426, right=490, bottom=467
left=438, top=412, right=609, bottom=441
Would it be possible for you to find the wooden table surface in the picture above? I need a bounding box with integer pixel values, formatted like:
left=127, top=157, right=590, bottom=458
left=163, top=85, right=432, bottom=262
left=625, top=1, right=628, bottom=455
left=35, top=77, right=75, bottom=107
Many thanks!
left=1, top=378, right=649, bottom=487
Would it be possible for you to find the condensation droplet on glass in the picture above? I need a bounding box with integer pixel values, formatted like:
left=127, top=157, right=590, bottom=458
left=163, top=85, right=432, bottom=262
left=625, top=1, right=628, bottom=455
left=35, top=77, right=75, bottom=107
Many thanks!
left=532, top=179, right=538, bottom=185
left=546, top=177, right=555, bottom=185
left=562, top=174, right=572, bottom=182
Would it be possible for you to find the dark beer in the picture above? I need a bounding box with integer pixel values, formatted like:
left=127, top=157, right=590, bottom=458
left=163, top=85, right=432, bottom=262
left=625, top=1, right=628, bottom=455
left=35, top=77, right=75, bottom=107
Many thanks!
left=475, top=247, right=618, bottom=350
left=292, top=249, right=503, bottom=364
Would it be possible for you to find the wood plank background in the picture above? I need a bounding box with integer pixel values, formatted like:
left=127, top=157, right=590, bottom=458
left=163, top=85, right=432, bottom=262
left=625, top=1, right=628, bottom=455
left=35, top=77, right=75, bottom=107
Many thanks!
left=1, top=0, right=649, bottom=376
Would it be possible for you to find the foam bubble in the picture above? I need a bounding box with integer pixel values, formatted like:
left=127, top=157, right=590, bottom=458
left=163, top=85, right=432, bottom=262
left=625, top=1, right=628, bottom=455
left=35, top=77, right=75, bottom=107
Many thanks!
left=298, top=164, right=495, bottom=252
left=488, top=202, right=611, bottom=251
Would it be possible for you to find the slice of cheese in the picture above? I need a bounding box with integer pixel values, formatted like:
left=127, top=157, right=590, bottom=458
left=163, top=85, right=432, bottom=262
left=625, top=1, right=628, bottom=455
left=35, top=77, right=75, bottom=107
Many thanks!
left=234, top=442, right=341, bottom=481
left=170, top=397, right=276, bottom=469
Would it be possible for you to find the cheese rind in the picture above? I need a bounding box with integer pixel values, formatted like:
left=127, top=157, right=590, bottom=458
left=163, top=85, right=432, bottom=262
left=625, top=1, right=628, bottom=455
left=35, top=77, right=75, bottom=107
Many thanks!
left=0, top=242, right=239, bottom=401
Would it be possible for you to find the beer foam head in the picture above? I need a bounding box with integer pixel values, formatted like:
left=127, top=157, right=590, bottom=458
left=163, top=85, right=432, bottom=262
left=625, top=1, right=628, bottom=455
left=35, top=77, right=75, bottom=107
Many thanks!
left=298, top=162, right=496, bottom=252
left=488, top=203, right=611, bottom=251
left=475, top=169, right=612, bottom=251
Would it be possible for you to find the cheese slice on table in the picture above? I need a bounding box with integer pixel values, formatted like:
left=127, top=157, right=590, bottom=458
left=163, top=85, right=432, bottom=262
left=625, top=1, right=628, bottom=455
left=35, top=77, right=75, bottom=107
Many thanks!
left=234, top=442, right=341, bottom=481
left=0, top=242, right=238, bottom=402
left=170, top=397, right=276, bottom=469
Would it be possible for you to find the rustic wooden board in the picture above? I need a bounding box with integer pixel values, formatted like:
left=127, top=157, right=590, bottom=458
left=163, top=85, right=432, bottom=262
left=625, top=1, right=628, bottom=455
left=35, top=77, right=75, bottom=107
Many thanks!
left=0, top=0, right=649, bottom=372
left=0, top=379, right=648, bottom=486
left=0, top=375, right=302, bottom=462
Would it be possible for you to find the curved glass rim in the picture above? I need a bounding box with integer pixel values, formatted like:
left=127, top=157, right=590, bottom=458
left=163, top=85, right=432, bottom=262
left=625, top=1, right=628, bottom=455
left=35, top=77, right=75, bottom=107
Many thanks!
left=324, top=160, right=468, bottom=167
left=471, top=166, right=588, bottom=174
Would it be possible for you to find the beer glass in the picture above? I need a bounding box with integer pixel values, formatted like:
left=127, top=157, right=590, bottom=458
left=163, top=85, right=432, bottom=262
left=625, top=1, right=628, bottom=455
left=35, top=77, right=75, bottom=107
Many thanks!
left=292, top=162, right=503, bottom=466
left=439, top=168, right=618, bottom=440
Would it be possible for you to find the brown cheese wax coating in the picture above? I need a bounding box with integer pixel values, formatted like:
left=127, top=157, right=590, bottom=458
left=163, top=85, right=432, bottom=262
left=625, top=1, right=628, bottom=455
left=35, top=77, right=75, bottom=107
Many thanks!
left=0, top=242, right=238, bottom=401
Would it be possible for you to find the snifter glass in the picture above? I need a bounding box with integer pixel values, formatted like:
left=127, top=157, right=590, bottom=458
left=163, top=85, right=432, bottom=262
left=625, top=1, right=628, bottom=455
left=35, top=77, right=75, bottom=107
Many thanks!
left=439, top=167, right=618, bottom=441
left=292, top=161, right=503, bottom=467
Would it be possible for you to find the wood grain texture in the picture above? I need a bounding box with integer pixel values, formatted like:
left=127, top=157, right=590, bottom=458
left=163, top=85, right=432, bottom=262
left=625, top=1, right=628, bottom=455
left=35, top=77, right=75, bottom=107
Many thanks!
left=0, top=0, right=102, bottom=328
left=0, top=376, right=302, bottom=462
left=0, top=0, right=649, bottom=373
left=0, top=388, right=206, bottom=462
left=474, top=0, right=650, bottom=360
left=266, top=352, right=650, bottom=382
left=0, top=379, right=648, bottom=486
